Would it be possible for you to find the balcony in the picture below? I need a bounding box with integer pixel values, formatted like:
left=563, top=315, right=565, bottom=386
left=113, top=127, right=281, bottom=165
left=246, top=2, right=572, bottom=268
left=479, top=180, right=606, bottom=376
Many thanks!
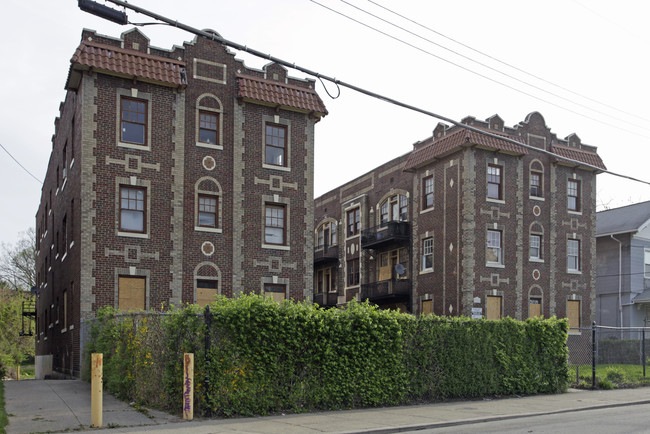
left=314, top=244, right=339, bottom=265
left=360, top=279, right=410, bottom=304
left=313, top=291, right=338, bottom=307
left=361, top=221, right=410, bottom=249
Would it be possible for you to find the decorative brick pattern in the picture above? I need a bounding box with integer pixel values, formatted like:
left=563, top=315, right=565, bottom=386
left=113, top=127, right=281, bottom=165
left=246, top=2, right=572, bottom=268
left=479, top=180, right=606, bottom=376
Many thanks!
left=36, top=28, right=325, bottom=377
left=315, top=112, right=602, bottom=326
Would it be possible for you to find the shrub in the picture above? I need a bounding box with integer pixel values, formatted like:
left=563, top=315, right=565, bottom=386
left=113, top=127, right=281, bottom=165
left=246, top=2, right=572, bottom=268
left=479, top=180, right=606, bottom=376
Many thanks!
left=604, top=367, right=625, bottom=384
left=85, top=296, right=570, bottom=416
left=599, top=378, right=614, bottom=390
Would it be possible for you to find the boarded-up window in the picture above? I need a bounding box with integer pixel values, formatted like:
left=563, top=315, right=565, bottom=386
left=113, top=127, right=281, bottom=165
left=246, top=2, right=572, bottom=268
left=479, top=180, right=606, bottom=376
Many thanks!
left=529, top=298, right=541, bottom=318
left=422, top=299, right=433, bottom=315
left=196, top=280, right=218, bottom=307
left=486, top=296, right=502, bottom=320
left=264, top=284, right=286, bottom=303
left=118, top=276, right=145, bottom=311
left=567, top=300, right=580, bottom=330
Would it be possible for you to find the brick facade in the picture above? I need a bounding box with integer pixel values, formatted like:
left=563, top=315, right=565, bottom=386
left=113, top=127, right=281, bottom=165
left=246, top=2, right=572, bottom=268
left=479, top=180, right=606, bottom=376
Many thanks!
left=35, top=28, right=326, bottom=377
left=314, top=112, right=604, bottom=328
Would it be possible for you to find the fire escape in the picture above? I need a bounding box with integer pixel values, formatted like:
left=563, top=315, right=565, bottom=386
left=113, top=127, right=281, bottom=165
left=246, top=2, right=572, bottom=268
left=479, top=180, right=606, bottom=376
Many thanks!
left=20, top=300, right=36, bottom=336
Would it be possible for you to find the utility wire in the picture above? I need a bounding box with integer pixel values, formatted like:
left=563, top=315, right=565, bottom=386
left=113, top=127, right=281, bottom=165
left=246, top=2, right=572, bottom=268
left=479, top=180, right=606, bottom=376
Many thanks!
left=100, top=0, right=650, bottom=188
left=339, top=0, right=650, bottom=134
left=311, top=0, right=650, bottom=139
left=369, top=0, right=650, bottom=125
left=0, top=143, right=43, bottom=184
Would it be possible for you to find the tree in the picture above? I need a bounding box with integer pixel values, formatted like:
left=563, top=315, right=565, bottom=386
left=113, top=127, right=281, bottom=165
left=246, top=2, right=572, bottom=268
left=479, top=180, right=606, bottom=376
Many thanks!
left=0, top=228, right=35, bottom=292
left=0, top=287, right=35, bottom=377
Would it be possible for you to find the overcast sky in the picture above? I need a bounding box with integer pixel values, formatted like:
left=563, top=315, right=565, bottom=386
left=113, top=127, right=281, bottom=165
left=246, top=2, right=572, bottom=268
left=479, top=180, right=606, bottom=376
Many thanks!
left=1, top=0, right=649, bottom=246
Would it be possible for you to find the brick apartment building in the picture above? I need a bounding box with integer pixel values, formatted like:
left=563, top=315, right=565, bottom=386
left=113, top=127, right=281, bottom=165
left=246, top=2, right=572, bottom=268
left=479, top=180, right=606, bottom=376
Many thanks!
left=35, top=28, right=327, bottom=376
left=314, top=112, right=605, bottom=327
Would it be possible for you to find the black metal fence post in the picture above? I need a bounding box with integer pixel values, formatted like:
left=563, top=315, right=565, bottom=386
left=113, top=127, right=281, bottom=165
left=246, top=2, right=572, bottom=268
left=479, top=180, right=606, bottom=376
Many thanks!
left=592, top=321, right=597, bottom=390
left=641, top=327, right=645, bottom=378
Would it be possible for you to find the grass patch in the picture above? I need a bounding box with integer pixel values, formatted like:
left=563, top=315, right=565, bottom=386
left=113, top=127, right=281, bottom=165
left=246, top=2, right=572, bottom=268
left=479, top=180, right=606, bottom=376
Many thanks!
left=1, top=381, right=8, bottom=433
left=18, top=365, right=34, bottom=380
left=569, top=364, right=650, bottom=389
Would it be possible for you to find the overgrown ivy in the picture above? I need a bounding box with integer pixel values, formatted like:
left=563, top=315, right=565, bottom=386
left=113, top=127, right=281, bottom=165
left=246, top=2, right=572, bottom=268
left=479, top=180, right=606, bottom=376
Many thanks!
left=84, top=295, right=569, bottom=416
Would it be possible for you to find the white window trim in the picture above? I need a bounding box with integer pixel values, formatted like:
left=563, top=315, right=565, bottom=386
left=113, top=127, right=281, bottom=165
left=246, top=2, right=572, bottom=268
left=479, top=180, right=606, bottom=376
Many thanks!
left=421, top=237, right=434, bottom=272
left=196, top=94, right=224, bottom=149
left=116, top=178, right=151, bottom=237
left=486, top=229, right=503, bottom=266
left=116, top=89, right=152, bottom=151
left=262, top=115, right=291, bottom=171
left=194, top=226, right=223, bottom=234
left=529, top=234, right=542, bottom=262
left=567, top=239, right=581, bottom=273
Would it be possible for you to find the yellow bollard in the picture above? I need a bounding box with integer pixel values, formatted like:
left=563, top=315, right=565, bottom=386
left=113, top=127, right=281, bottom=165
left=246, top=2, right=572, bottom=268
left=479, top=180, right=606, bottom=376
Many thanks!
left=183, top=353, right=194, bottom=420
left=91, top=353, right=103, bottom=428
left=16, top=365, right=20, bottom=381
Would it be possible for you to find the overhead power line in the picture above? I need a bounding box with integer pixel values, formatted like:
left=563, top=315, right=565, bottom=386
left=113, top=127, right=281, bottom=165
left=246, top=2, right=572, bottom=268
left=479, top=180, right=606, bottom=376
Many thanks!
left=0, top=143, right=43, bottom=184
left=339, top=0, right=650, bottom=134
left=368, top=0, right=650, bottom=125
left=93, top=0, right=650, bottom=187
left=311, top=0, right=650, bottom=139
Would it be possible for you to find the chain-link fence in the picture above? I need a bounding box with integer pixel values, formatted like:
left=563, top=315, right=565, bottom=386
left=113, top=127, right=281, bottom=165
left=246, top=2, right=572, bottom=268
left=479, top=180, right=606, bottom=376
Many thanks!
left=566, top=324, right=650, bottom=388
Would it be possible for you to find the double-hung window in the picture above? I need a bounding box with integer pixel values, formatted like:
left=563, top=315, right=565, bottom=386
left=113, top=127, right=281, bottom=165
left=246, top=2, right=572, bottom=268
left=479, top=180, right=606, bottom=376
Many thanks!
left=529, top=234, right=542, bottom=260
left=421, top=237, right=433, bottom=271
left=198, top=194, right=218, bottom=228
left=486, top=230, right=502, bottom=265
left=199, top=111, right=218, bottom=145
left=567, top=180, right=581, bottom=212
left=347, top=208, right=360, bottom=237
left=265, top=204, right=286, bottom=245
left=423, top=176, right=434, bottom=209
left=530, top=171, right=542, bottom=197
left=645, top=249, right=650, bottom=278
left=567, top=239, right=580, bottom=271
left=379, top=194, right=408, bottom=223
left=487, top=164, right=502, bottom=200
left=121, top=97, right=147, bottom=145
left=265, top=123, right=287, bottom=167
left=120, top=186, right=146, bottom=233
left=347, top=258, right=360, bottom=286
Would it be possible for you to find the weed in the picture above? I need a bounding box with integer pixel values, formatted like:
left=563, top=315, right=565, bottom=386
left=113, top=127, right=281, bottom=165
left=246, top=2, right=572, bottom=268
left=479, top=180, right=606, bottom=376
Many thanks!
left=604, top=367, right=625, bottom=383
left=598, top=378, right=614, bottom=390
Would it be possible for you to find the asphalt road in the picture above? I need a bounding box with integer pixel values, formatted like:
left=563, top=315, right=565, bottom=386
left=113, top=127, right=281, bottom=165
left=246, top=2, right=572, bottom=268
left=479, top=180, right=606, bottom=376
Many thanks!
left=414, top=402, right=650, bottom=434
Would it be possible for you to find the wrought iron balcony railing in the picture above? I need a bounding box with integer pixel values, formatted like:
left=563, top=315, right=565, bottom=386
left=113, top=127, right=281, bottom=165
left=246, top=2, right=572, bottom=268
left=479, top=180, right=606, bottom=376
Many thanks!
left=360, top=279, right=410, bottom=301
left=313, top=291, right=338, bottom=307
left=361, top=221, right=410, bottom=249
left=314, top=244, right=339, bottom=264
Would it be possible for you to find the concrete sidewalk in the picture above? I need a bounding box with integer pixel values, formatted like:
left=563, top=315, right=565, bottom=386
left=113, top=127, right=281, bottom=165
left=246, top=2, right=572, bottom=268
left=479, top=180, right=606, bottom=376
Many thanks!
left=4, top=379, right=650, bottom=433
left=3, top=379, right=178, bottom=433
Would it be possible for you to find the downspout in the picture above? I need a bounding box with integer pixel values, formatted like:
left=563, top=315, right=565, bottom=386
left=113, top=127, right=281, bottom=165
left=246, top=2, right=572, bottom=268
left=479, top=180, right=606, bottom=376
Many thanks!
left=610, top=235, right=623, bottom=329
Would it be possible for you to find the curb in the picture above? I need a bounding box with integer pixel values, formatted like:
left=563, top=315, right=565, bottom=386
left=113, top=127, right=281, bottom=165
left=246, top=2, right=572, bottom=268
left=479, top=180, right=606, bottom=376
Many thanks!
left=348, top=399, right=650, bottom=434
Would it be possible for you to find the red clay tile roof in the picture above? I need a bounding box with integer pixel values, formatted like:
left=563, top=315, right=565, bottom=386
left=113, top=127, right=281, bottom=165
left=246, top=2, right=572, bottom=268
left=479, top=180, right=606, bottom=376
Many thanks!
left=236, top=74, right=327, bottom=117
left=67, top=41, right=186, bottom=89
left=552, top=145, right=607, bottom=170
left=404, top=127, right=527, bottom=171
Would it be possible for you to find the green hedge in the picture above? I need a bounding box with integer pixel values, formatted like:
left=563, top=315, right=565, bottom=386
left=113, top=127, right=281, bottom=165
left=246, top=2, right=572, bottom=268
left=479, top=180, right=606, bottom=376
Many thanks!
left=85, top=295, right=569, bottom=416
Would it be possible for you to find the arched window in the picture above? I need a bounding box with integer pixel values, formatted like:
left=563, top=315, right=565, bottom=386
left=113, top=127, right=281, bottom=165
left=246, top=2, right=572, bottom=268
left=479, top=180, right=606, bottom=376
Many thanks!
left=379, top=194, right=408, bottom=224
left=316, top=220, right=337, bottom=249
left=529, top=160, right=544, bottom=198
left=195, top=177, right=222, bottom=232
left=196, top=94, right=224, bottom=149
left=194, top=262, right=221, bottom=306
